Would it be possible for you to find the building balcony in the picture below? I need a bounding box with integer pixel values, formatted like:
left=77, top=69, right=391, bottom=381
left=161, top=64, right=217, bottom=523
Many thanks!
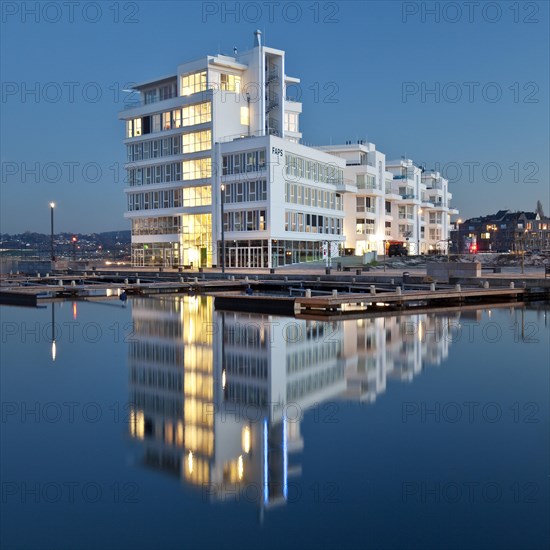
left=334, top=181, right=357, bottom=193
left=385, top=192, right=402, bottom=201
left=119, top=92, right=212, bottom=118
left=399, top=194, right=420, bottom=205
left=357, top=208, right=376, bottom=216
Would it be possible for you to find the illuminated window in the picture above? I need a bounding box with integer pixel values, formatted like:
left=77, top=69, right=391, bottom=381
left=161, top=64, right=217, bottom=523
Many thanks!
left=162, top=112, right=171, bottom=130
left=182, top=130, right=212, bottom=154
left=182, top=158, right=212, bottom=180
left=183, top=186, right=212, bottom=207
left=284, top=112, right=298, bottom=132
left=127, top=118, right=141, bottom=137
left=240, top=106, right=249, bottom=126
left=220, top=73, right=241, bottom=92
left=180, top=71, right=207, bottom=96
left=181, top=102, right=212, bottom=126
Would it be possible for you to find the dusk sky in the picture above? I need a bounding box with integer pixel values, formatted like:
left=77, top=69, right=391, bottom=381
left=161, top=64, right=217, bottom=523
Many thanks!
left=1, top=0, right=548, bottom=234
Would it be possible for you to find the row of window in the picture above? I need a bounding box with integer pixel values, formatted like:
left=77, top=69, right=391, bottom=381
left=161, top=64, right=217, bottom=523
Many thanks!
left=130, top=364, right=183, bottom=391
left=223, top=323, right=269, bottom=349
left=356, top=196, right=375, bottom=213
left=127, top=136, right=181, bottom=162
left=129, top=341, right=183, bottom=366
left=286, top=345, right=341, bottom=377
left=398, top=206, right=415, bottom=220
left=128, top=158, right=212, bottom=186
left=143, top=83, right=178, bottom=105
left=223, top=180, right=267, bottom=203
left=356, top=218, right=375, bottom=235
left=222, top=149, right=267, bottom=175
left=181, top=71, right=207, bottom=96
left=399, top=186, right=417, bottom=199
left=287, top=365, right=345, bottom=401
left=126, top=129, right=212, bottom=163
left=220, top=73, right=241, bottom=92
left=126, top=101, right=212, bottom=138
left=356, top=174, right=378, bottom=190
left=128, top=186, right=212, bottom=211
left=285, top=211, right=343, bottom=235
left=399, top=224, right=413, bottom=237
left=132, top=216, right=182, bottom=235
left=223, top=209, right=267, bottom=232
left=285, top=182, right=343, bottom=211
left=133, top=318, right=183, bottom=340
left=285, top=153, right=343, bottom=185
left=224, top=356, right=269, bottom=377
left=175, top=70, right=243, bottom=99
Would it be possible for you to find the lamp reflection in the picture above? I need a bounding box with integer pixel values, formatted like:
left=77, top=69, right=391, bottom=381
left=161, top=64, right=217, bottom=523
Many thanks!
left=51, top=302, right=56, bottom=361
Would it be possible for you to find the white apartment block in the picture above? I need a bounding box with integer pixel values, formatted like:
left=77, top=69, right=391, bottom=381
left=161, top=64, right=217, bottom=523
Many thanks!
left=120, top=33, right=458, bottom=267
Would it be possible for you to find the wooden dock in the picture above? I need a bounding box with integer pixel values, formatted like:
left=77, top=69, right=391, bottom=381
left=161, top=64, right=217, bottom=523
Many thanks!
left=2, top=271, right=548, bottom=315
left=213, top=286, right=538, bottom=317
left=0, top=278, right=252, bottom=305
left=295, top=287, right=528, bottom=315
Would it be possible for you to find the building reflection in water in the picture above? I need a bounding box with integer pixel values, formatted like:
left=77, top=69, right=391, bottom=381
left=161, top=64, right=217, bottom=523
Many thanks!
left=128, top=295, right=459, bottom=510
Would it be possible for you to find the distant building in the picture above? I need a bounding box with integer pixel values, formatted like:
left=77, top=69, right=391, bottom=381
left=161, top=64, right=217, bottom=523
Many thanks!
left=452, top=210, right=550, bottom=253
left=119, top=32, right=459, bottom=267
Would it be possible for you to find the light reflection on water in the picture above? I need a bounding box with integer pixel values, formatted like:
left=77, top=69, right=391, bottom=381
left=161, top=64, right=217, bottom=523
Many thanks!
left=1, top=297, right=549, bottom=550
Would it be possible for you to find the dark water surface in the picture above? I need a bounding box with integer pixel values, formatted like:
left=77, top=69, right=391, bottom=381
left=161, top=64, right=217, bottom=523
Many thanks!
left=1, top=297, right=549, bottom=550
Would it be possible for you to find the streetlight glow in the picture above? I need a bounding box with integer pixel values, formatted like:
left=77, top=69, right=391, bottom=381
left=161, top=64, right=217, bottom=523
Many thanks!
left=50, top=202, right=55, bottom=208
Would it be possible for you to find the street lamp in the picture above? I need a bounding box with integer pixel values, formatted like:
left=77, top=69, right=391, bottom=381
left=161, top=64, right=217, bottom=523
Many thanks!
left=456, top=218, right=463, bottom=254
left=71, top=236, right=77, bottom=262
left=521, top=229, right=528, bottom=274
left=49, top=202, right=56, bottom=262
left=220, top=184, right=225, bottom=275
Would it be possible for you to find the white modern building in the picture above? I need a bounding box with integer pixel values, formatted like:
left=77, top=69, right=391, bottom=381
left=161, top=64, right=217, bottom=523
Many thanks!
left=120, top=31, right=350, bottom=268
left=120, top=33, right=458, bottom=267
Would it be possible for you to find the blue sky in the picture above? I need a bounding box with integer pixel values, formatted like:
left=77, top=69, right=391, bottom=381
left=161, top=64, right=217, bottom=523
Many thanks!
left=1, top=0, right=548, bottom=233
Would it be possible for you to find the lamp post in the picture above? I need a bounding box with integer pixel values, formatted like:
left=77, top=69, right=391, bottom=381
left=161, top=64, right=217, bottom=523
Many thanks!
left=246, top=92, right=251, bottom=137
left=220, top=184, right=225, bottom=276
left=49, top=202, right=56, bottom=262
left=71, top=236, right=77, bottom=262
left=521, top=229, right=528, bottom=274
left=456, top=218, right=462, bottom=254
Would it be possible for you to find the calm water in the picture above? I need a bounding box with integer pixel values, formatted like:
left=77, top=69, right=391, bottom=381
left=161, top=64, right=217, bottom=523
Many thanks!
left=1, top=297, right=549, bottom=550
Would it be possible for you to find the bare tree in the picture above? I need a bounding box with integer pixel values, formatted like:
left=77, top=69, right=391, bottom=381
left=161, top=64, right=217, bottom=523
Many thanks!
left=535, top=200, right=545, bottom=217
